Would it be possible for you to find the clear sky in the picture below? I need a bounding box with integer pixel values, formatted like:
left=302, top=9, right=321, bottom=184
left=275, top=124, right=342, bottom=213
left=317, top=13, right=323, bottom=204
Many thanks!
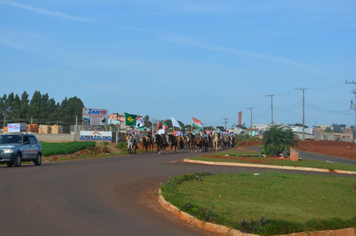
left=1, top=0, right=356, bottom=128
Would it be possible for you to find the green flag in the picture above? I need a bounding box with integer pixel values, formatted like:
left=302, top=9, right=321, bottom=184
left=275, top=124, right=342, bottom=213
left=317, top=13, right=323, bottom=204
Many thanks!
left=124, top=112, right=137, bottom=126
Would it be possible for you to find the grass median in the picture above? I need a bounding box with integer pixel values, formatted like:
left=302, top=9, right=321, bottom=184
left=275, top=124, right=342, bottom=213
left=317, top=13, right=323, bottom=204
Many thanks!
left=161, top=172, right=356, bottom=235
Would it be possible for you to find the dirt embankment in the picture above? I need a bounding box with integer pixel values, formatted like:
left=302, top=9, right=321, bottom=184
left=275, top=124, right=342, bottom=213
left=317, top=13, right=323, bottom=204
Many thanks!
left=239, top=139, right=356, bottom=160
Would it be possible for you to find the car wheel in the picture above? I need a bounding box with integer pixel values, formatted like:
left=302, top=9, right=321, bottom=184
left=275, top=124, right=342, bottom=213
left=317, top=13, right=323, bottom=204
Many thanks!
left=34, top=153, right=42, bottom=166
left=6, top=162, right=13, bottom=167
left=13, top=153, right=22, bottom=167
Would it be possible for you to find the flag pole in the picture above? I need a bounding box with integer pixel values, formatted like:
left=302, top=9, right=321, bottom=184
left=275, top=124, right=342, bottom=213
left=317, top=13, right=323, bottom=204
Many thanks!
left=157, top=119, right=160, bottom=133
left=123, top=112, right=127, bottom=139
left=191, top=116, right=193, bottom=133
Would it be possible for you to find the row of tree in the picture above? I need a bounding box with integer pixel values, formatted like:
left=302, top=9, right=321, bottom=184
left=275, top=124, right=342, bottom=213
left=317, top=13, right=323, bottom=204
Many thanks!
left=0, top=91, right=84, bottom=124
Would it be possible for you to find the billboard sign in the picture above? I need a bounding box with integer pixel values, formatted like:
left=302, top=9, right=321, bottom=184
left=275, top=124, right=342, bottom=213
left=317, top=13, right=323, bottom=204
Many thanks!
left=8, top=123, right=27, bottom=133
left=83, top=108, right=108, bottom=126
left=79, top=131, right=113, bottom=141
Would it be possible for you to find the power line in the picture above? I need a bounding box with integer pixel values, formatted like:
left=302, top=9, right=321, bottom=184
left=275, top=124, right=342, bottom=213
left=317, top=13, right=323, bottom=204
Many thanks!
left=274, top=100, right=303, bottom=110
left=254, top=106, right=271, bottom=119
left=305, top=102, right=352, bottom=114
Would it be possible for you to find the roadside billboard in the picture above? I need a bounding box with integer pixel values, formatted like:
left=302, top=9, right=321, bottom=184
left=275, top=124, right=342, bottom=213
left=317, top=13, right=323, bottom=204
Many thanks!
left=79, top=131, right=112, bottom=141
left=82, top=108, right=108, bottom=126
left=8, top=123, right=27, bottom=132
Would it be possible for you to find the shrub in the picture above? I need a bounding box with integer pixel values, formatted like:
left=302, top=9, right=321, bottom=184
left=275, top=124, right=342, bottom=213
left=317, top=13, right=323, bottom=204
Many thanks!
left=263, top=126, right=298, bottom=156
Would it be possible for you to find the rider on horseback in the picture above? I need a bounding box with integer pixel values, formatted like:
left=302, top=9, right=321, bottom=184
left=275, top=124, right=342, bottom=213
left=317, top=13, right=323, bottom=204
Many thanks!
left=157, top=126, right=166, bottom=145
left=129, top=126, right=136, bottom=144
left=215, top=126, right=221, bottom=139
left=202, top=129, right=209, bottom=140
left=192, top=127, right=200, bottom=136
left=142, top=128, right=150, bottom=142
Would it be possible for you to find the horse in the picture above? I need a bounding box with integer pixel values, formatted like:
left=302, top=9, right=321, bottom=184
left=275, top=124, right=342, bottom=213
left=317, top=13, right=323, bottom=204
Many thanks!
left=127, top=133, right=137, bottom=154
left=211, top=131, right=220, bottom=151
left=189, top=134, right=202, bottom=152
left=221, top=134, right=228, bottom=148
left=168, top=134, right=179, bottom=153
left=201, top=136, right=210, bottom=152
left=155, top=134, right=167, bottom=154
left=177, top=136, right=188, bottom=152
left=141, top=136, right=153, bottom=153
left=231, top=136, right=236, bottom=147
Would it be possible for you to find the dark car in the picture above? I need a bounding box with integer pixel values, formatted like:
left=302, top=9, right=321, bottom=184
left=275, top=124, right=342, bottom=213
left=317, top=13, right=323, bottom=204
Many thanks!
left=0, top=133, right=42, bottom=167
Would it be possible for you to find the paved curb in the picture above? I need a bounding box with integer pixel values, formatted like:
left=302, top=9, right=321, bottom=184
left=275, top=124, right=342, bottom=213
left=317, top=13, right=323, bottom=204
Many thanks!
left=158, top=189, right=258, bottom=236
left=183, top=159, right=356, bottom=175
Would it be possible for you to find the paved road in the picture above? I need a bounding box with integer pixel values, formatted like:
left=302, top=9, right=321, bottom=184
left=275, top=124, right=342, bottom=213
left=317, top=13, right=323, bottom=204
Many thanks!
left=243, top=146, right=356, bottom=165
left=0, top=150, right=353, bottom=236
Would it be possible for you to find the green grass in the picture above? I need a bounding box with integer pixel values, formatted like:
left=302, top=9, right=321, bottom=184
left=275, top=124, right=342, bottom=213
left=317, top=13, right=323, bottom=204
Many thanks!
left=40, top=141, right=96, bottom=156
left=190, top=150, right=356, bottom=172
left=161, top=172, right=356, bottom=235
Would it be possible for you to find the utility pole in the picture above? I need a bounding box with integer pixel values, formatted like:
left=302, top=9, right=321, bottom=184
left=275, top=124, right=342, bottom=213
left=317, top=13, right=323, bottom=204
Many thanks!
left=265, top=94, right=275, bottom=126
left=246, top=107, right=253, bottom=135
left=345, top=81, right=356, bottom=142
left=223, top=118, right=229, bottom=130
left=296, top=88, right=307, bottom=141
left=3, top=114, right=5, bottom=130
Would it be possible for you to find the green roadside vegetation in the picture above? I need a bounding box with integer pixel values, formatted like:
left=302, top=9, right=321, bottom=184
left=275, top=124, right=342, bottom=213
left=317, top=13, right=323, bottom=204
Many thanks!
left=189, top=150, right=356, bottom=172
left=161, top=172, right=356, bottom=236
left=41, top=141, right=96, bottom=156
left=40, top=141, right=140, bottom=161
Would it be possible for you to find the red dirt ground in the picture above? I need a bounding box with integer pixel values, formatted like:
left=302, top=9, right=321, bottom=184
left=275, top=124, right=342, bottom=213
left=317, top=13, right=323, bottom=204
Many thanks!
left=240, top=139, right=356, bottom=160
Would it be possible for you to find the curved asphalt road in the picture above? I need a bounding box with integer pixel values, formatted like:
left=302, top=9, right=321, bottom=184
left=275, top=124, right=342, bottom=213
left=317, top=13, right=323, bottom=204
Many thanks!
left=0, top=149, right=354, bottom=236
left=243, top=146, right=356, bottom=165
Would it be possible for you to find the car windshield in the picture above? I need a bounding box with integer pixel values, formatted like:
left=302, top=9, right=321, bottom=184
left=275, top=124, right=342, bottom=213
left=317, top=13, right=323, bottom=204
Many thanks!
left=0, top=135, right=22, bottom=144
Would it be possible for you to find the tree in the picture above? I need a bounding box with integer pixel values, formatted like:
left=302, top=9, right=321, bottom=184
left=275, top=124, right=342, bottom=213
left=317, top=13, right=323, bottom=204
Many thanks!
left=20, top=91, right=29, bottom=119
left=0, top=94, right=7, bottom=120
left=331, top=123, right=341, bottom=133
left=237, top=124, right=247, bottom=129
left=12, top=94, right=22, bottom=120
left=293, top=123, right=308, bottom=128
left=29, top=91, right=42, bottom=119
left=143, top=115, right=152, bottom=128
left=263, top=125, right=298, bottom=156
left=325, top=127, right=332, bottom=133
left=5, top=92, right=14, bottom=118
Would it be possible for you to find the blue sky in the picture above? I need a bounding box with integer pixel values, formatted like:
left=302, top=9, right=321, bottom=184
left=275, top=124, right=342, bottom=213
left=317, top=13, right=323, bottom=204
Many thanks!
left=1, top=0, right=356, bottom=128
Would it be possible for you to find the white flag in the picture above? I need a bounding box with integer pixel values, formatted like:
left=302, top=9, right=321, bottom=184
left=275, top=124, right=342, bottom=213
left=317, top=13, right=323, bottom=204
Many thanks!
left=171, top=117, right=181, bottom=128
left=136, top=118, right=145, bottom=127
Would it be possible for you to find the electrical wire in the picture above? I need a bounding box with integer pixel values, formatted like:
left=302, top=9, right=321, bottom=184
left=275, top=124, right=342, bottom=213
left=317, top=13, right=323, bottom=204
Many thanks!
left=274, top=100, right=303, bottom=111
left=254, top=106, right=271, bottom=119
left=305, top=102, right=354, bottom=115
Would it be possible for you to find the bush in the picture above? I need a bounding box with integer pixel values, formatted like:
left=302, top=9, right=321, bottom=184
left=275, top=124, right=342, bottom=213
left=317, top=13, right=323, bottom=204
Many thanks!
left=118, top=142, right=126, bottom=149
left=263, top=126, right=298, bottom=156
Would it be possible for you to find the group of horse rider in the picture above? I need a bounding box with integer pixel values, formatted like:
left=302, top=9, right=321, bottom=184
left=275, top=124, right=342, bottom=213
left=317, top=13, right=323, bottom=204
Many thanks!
left=128, top=124, right=235, bottom=147
left=129, top=125, right=234, bottom=139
